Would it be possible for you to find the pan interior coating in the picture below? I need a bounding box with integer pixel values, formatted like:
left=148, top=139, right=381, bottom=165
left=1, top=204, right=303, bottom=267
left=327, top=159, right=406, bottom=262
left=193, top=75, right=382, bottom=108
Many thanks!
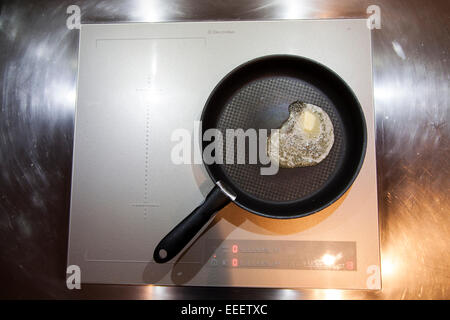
left=215, top=76, right=344, bottom=202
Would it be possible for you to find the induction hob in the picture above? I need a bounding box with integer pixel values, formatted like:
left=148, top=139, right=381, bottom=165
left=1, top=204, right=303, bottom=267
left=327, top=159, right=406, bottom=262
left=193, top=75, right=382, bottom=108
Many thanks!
left=68, top=19, right=380, bottom=289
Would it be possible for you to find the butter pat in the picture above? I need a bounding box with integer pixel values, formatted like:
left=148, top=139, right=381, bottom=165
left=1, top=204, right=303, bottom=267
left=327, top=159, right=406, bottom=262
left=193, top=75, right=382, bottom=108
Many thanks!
left=298, top=109, right=320, bottom=138
left=302, top=110, right=316, bottom=131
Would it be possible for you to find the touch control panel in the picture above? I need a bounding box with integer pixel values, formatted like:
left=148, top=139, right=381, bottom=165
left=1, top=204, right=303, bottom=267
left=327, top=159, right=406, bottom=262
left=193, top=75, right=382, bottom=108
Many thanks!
left=206, top=240, right=357, bottom=271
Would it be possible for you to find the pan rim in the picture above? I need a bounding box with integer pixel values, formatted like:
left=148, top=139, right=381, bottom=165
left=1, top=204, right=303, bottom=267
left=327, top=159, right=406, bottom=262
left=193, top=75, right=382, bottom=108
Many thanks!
left=200, top=54, right=367, bottom=219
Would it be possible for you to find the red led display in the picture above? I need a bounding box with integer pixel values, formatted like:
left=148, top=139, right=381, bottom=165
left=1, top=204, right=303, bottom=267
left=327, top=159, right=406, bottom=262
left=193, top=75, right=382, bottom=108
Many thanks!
left=345, top=261, right=354, bottom=270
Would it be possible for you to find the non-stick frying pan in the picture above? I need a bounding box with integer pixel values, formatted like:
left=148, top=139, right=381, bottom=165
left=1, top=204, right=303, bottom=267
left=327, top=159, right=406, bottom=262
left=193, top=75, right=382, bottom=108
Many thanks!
left=154, top=55, right=367, bottom=263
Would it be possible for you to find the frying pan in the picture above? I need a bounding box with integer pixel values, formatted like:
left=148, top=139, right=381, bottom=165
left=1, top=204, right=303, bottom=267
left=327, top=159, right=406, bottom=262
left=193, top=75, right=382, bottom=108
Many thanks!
left=153, top=55, right=367, bottom=263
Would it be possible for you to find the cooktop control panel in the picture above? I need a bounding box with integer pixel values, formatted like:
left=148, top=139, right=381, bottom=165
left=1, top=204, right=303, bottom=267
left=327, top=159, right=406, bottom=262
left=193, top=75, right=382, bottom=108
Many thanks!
left=206, top=240, right=356, bottom=271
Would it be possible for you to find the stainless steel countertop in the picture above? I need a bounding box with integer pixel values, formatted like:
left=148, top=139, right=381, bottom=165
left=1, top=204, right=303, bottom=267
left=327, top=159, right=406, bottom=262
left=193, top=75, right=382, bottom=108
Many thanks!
left=1, top=0, right=448, bottom=299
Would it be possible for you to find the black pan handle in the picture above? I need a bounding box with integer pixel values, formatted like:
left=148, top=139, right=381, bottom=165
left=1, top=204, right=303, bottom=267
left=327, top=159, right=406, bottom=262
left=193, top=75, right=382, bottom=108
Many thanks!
left=153, top=183, right=234, bottom=263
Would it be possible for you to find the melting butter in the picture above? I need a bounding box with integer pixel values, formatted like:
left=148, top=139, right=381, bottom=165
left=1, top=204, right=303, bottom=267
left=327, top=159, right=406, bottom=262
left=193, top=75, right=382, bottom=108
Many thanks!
left=267, top=101, right=335, bottom=168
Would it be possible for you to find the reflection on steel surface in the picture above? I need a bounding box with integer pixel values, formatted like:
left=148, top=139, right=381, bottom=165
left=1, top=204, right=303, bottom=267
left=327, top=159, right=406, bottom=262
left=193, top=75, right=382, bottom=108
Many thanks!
left=0, top=0, right=448, bottom=299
